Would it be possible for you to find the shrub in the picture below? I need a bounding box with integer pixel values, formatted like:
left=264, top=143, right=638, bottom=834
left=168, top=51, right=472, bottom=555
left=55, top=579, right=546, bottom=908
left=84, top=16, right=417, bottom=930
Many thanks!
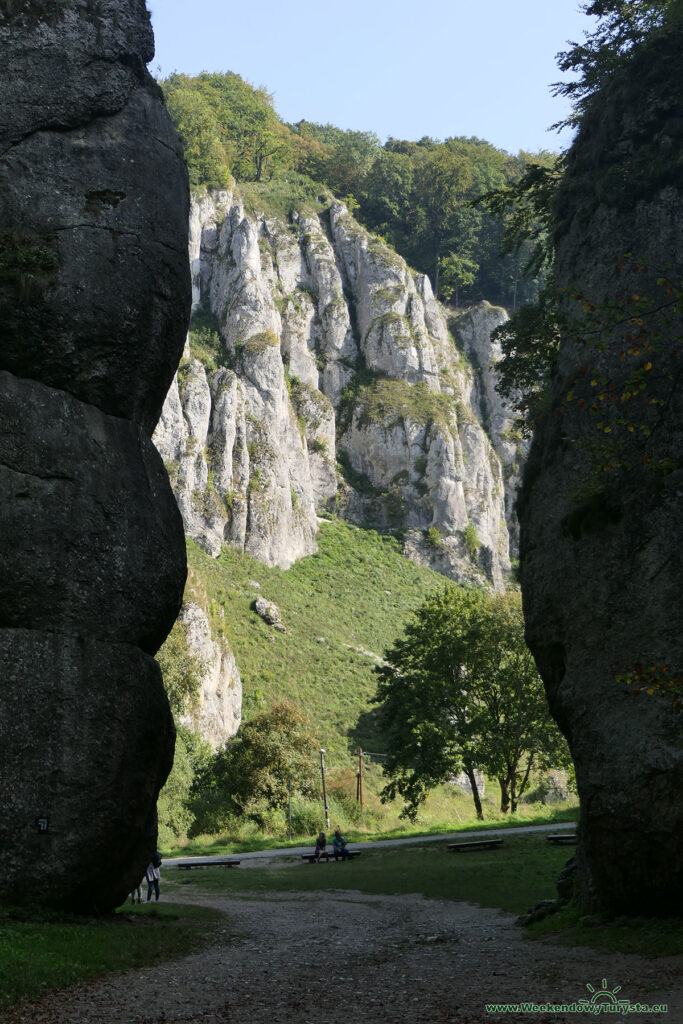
left=425, top=526, right=444, bottom=549
left=463, top=521, right=480, bottom=562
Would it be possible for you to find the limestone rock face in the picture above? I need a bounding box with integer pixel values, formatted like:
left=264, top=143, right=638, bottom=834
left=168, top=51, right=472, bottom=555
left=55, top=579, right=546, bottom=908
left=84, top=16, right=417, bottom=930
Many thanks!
left=178, top=603, right=242, bottom=748
left=452, top=301, right=528, bottom=554
left=518, top=20, right=683, bottom=914
left=155, top=191, right=512, bottom=588
left=0, top=0, right=190, bottom=912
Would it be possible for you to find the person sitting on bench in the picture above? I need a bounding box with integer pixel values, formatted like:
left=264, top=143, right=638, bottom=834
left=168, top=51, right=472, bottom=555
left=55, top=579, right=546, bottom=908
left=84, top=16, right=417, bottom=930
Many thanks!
left=314, top=831, right=330, bottom=861
left=332, top=829, right=352, bottom=861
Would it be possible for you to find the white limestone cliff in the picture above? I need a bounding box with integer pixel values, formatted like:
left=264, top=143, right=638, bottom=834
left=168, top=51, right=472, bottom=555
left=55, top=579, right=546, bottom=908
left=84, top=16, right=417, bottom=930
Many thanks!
left=154, top=189, right=517, bottom=588
left=178, top=601, right=242, bottom=749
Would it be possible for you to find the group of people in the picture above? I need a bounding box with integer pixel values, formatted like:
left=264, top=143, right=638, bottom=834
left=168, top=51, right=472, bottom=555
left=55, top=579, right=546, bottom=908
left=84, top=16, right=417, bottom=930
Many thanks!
left=313, top=829, right=353, bottom=861
left=130, top=850, right=163, bottom=904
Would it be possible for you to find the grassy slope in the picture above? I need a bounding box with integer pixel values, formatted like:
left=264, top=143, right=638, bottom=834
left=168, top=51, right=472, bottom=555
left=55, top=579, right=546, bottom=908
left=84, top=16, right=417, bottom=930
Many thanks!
left=184, top=514, right=578, bottom=840
left=187, top=514, right=446, bottom=766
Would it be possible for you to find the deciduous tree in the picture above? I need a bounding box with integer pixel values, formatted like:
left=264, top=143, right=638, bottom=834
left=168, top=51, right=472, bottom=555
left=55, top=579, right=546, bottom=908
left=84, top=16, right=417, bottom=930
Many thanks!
left=374, top=587, right=571, bottom=819
left=190, top=701, right=320, bottom=832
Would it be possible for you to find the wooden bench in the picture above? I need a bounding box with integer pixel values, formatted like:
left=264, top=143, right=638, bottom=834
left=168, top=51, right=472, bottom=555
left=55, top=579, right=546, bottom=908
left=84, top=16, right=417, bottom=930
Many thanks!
left=175, top=857, right=241, bottom=870
left=447, top=839, right=503, bottom=852
left=546, top=834, right=577, bottom=846
left=301, top=851, right=361, bottom=863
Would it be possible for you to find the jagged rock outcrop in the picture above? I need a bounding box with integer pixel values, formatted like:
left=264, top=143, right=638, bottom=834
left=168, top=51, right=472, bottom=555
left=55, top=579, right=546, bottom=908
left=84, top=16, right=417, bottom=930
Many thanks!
left=178, top=603, right=242, bottom=748
left=452, top=301, right=528, bottom=554
left=155, top=190, right=512, bottom=588
left=519, top=17, right=683, bottom=914
left=0, top=0, right=190, bottom=912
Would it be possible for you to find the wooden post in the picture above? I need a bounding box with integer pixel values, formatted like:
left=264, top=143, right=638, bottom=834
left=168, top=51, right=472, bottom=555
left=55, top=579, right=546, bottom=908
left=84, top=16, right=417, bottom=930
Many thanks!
left=288, top=776, right=292, bottom=841
left=320, top=748, right=330, bottom=829
left=359, top=747, right=364, bottom=813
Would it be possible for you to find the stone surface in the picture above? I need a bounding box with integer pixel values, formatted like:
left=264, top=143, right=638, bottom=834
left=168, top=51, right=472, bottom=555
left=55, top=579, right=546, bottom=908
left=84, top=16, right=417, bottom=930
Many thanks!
left=0, top=0, right=190, bottom=912
left=0, top=372, right=185, bottom=655
left=0, top=630, right=175, bottom=913
left=254, top=596, right=282, bottom=626
left=178, top=602, right=242, bottom=748
left=0, top=2, right=190, bottom=435
left=453, top=301, right=528, bottom=554
left=155, top=191, right=513, bottom=588
left=518, top=19, right=683, bottom=914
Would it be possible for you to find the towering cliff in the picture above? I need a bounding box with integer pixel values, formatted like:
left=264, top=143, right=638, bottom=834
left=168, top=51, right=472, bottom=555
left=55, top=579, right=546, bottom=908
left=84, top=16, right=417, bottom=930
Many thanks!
left=154, top=189, right=517, bottom=595
left=519, top=17, right=683, bottom=913
left=0, top=0, right=190, bottom=911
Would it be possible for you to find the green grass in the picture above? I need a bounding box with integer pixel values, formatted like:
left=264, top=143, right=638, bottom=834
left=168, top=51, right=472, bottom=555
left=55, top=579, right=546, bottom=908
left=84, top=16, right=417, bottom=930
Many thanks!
left=164, top=804, right=578, bottom=858
left=355, top=379, right=455, bottom=431
left=187, top=515, right=447, bottom=765
left=239, top=174, right=328, bottom=220
left=527, top=906, right=683, bottom=957
left=0, top=903, right=223, bottom=1011
left=165, top=835, right=569, bottom=917
left=178, top=515, right=577, bottom=848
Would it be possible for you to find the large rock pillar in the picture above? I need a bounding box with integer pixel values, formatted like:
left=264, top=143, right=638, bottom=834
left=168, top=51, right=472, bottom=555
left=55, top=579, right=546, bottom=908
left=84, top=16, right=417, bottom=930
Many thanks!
left=0, top=0, right=190, bottom=911
left=519, top=20, right=683, bottom=913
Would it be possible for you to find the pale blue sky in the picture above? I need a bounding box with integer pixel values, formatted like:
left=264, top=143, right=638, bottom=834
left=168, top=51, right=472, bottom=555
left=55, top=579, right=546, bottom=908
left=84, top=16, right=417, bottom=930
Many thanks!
left=148, top=0, right=594, bottom=155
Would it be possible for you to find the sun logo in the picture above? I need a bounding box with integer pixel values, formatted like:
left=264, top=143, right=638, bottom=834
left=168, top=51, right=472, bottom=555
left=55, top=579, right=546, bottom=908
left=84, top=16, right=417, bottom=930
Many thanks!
left=578, top=978, right=630, bottom=1009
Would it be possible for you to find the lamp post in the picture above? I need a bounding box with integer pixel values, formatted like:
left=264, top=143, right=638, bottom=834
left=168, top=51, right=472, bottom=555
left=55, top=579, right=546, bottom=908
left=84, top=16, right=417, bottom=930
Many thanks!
left=320, top=748, right=330, bottom=829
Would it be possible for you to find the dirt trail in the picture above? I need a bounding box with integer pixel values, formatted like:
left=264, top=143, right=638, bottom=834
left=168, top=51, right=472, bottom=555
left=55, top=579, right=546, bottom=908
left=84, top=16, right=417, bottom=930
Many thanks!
left=8, top=886, right=682, bottom=1024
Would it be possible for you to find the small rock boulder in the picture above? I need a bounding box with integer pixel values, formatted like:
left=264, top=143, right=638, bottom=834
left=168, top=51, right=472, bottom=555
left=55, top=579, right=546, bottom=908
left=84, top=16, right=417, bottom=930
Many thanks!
left=254, top=596, right=282, bottom=626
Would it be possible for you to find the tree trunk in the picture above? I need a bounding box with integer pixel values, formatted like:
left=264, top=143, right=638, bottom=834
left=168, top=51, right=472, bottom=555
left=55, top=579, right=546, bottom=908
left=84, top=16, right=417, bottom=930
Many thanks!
left=517, top=753, right=535, bottom=806
left=434, top=238, right=441, bottom=299
left=464, top=766, right=484, bottom=820
left=498, top=777, right=510, bottom=814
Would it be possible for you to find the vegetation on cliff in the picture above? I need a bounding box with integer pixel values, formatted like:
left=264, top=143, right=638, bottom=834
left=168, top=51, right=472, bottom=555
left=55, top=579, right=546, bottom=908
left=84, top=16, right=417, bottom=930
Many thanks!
left=484, top=0, right=683, bottom=436
left=160, top=71, right=554, bottom=310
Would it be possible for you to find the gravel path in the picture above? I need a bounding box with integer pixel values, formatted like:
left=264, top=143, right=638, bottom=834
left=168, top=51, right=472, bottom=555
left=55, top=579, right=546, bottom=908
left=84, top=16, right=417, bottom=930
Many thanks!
left=9, top=885, right=681, bottom=1024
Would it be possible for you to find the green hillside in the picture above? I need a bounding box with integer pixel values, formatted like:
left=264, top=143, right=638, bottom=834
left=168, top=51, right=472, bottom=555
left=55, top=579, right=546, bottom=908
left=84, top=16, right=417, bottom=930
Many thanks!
left=186, top=514, right=444, bottom=767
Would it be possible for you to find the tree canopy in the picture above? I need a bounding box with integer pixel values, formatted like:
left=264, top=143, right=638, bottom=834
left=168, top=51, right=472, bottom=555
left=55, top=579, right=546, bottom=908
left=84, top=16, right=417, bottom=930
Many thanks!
left=162, top=72, right=291, bottom=186
left=160, top=71, right=555, bottom=309
left=373, top=587, right=571, bottom=819
left=553, top=0, right=682, bottom=128
left=481, top=0, right=683, bottom=434
left=190, top=701, right=320, bottom=833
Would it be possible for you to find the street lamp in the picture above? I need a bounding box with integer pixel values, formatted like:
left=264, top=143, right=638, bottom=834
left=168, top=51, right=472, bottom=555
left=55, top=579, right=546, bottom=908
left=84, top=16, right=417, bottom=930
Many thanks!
left=320, top=748, right=330, bottom=829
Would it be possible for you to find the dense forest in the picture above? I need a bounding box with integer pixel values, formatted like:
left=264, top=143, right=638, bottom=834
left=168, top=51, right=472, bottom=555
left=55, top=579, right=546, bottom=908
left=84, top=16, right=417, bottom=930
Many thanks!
left=161, top=70, right=555, bottom=310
